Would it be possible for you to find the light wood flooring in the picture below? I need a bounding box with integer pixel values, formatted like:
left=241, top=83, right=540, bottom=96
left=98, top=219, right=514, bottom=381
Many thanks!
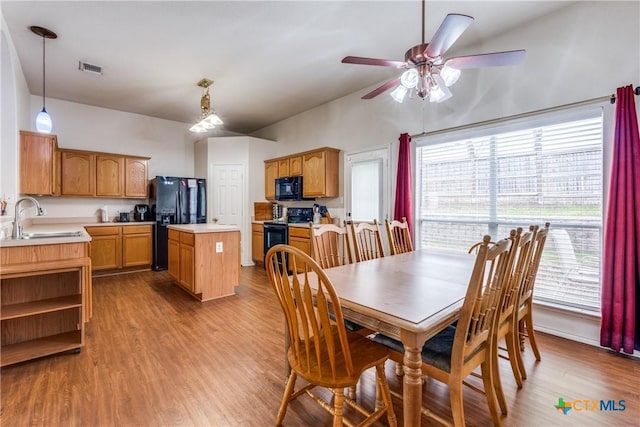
left=1, top=266, right=638, bottom=426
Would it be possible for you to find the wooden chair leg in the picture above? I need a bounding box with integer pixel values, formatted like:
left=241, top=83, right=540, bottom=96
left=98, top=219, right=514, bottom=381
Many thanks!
left=276, top=372, right=297, bottom=426
left=481, top=361, right=503, bottom=427
left=376, top=364, right=398, bottom=427
left=489, top=345, right=508, bottom=416
left=505, top=329, right=523, bottom=389
left=449, top=381, right=466, bottom=427
left=348, top=385, right=356, bottom=399
left=332, top=387, right=345, bottom=427
left=524, top=305, right=541, bottom=361
left=395, top=361, right=403, bottom=376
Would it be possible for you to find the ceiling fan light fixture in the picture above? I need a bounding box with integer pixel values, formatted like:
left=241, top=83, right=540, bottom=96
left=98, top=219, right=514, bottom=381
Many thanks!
left=429, top=74, right=453, bottom=103
left=400, top=69, right=419, bottom=88
left=390, top=85, right=408, bottom=103
left=440, top=64, right=461, bottom=87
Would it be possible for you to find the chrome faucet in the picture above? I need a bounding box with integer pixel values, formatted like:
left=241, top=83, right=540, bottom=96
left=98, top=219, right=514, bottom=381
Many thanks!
left=12, top=196, right=45, bottom=239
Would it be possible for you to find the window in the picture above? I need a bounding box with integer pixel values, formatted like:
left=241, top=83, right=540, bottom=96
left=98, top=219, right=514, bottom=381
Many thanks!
left=346, top=147, right=390, bottom=222
left=415, top=108, right=603, bottom=312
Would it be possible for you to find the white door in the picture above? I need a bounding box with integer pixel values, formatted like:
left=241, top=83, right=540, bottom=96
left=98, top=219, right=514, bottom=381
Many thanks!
left=211, top=164, right=244, bottom=226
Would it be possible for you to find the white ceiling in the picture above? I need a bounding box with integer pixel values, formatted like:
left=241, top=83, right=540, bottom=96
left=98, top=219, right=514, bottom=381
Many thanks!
left=2, top=1, right=574, bottom=135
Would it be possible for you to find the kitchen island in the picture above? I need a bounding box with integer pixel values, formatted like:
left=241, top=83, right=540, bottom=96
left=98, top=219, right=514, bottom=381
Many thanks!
left=167, top=224, right=241, bottom=301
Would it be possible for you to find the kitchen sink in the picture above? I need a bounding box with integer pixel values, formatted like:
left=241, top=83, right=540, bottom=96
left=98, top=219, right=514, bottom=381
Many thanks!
left=21, top=231, right=83, bottom=239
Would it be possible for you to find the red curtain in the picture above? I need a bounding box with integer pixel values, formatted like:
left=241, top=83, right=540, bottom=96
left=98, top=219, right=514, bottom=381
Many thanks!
left=393, top=133, right=413, bottom=237
left=600, top=85, right=640, bottom=354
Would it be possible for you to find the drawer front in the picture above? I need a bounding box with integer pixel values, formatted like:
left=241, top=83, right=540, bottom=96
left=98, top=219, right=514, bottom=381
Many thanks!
left=180, top=232, right=195, bottom=246
left=122, top=225, right=152, bottom=235
left=168, top=229, right=180, bottom=241
left=252, top=223, right=264, bottom=232
left=289, top=226, right=310, bottom=239
left=85, top=226, right=121, bottom=236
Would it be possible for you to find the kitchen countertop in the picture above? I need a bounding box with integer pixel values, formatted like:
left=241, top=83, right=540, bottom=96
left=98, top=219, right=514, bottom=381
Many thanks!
left=0, top=219, right=154, bottom=248
left=252, top=220, right=321, bottom=229
left=168, top=224, right=241, bottom=233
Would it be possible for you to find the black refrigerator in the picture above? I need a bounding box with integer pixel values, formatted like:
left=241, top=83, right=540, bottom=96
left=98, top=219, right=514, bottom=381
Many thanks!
left=150, top=176, right=207, bottom=270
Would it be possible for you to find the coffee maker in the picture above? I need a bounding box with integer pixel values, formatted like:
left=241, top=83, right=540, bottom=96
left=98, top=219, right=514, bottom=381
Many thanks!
left=134, top=204, right=149, bottom=221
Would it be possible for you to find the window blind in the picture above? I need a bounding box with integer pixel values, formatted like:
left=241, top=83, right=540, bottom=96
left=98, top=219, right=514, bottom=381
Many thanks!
left=416, top=112, right=603, bottom=311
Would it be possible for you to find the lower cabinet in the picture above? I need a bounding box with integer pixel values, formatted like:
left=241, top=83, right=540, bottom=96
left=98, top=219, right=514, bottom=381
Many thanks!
left=168, top=228, right=240, bottom=301
left=86, top=224, right=152, bottom=273
left=289, top=226, right=311, bottom=255
left=251, top=223, right=264, bottom=263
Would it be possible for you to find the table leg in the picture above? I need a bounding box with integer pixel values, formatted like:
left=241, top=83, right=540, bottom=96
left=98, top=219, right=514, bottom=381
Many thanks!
left=401, top=331, right=427, bottom=427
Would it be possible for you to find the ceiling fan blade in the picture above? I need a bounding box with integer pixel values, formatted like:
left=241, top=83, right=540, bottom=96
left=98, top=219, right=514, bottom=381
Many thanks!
left=342, top=56, right=406, bottom=68
left=445, top=50, right=526, bottom=69
left=425, top=14, right=474, bottom=58
left=362, top=77, right=401, bottom=99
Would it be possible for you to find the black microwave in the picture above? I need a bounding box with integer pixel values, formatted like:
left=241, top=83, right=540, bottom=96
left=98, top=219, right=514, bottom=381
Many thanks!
left=275, top=176, right=305, bottom=201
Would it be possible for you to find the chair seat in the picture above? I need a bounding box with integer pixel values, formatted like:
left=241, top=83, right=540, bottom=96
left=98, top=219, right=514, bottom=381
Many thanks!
left=374, top=325, right=457, bottom=373
left=291, top=330, right=389, bottom=388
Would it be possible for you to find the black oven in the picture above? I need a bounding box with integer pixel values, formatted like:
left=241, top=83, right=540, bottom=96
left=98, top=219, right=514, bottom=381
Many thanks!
left=263, top=222, right=289, bottom=263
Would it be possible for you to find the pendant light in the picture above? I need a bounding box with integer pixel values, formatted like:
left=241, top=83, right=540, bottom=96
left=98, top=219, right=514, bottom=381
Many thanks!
left=30, top=26, right=57, bottom=134
left=189, top=78, right=223, bottom=132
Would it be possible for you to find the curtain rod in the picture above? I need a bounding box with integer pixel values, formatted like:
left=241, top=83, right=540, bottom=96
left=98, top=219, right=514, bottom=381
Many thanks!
left=411, top=85, right=639, bottom=139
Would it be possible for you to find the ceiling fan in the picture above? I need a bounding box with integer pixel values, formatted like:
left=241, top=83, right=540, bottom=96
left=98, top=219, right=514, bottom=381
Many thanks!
left=342, top=0, right=526, bottom=103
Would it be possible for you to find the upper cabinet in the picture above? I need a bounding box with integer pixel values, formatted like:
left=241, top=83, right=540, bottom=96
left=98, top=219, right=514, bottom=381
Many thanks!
left=19, top=131, right=60, bottom=196
left=264, top=160, right=278, bottom=200
left=96, top=155, right=125, bottom=197
left=124, top=157, right=149, bottom=198
left=61, top=150, right=96, bottom=196
left=264, top=147, right=339, bottom=200
left=302, top=148, right=339, bottom=198
left=19, top=131, right=150, bottom=199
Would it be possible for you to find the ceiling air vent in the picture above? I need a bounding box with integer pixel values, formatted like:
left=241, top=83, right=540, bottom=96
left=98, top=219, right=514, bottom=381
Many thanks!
left=78, top=61, right=103, bottom=75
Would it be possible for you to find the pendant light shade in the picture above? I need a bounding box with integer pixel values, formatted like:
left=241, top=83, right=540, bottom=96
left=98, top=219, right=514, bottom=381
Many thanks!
left=30, top=26, right=57, bottom=134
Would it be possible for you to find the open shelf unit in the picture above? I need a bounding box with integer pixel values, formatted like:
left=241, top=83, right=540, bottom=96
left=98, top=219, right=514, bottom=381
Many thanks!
left=1, top=259, right=90, bottom=367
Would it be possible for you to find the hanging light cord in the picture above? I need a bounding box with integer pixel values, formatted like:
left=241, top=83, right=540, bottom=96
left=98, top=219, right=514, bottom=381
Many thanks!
left=41, top=34, right=46, bottom=110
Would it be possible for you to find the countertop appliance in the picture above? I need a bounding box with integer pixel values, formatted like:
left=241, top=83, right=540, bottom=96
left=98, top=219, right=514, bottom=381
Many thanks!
left=150, top=176, right=206, bottom=270
left=134, top=204, right=149, bottom=221
left=275, top=176, right=307, bottom=201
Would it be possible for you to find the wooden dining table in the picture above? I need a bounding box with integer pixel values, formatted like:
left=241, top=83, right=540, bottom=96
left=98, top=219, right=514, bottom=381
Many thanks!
left=317, top=248, right=476, bottom=427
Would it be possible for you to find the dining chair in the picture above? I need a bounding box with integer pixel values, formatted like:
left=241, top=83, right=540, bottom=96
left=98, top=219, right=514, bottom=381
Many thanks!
left=350, top=219, right=385, bottom=262
left=310, top=222, right=353, bottom=268
left=384, top=217, right=413, bottom=255
left=265, top=244, right=397, bottom=427
left=512, top=222, right=550, bottom=380
left=374, top=235, right=514, bottom=426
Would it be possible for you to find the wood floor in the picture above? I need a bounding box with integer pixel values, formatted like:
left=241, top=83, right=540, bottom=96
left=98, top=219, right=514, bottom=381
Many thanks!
left=1, top=266, right=638, bottom=426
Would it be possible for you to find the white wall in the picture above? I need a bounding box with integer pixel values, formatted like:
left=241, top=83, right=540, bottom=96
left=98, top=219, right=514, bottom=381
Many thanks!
left=251, top=1, right=640, bottom=348
left=195, top=136, right=279, bottom=265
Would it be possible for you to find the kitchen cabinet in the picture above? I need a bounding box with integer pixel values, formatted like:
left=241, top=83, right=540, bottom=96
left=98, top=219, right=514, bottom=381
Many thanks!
left=167, top=225, right=240, bottom=301
left=251, top=223, right=264, bottom=263
left=85, top=224, right=152, bottom=273
left=265, top=160, right=278, bottom=200
left=96, top=154, right=125, bottom=197
left=264, top=148, right=339, bottom=199
left=277, top=156, right=303, bottom=178
left=85, top=226, right=121, bottom=270
left=0, top=241, right=91, bottom=367
left=19, top=131, right=60, bottom=196
left=122, top=225, right=153, bottom=267
left=302, top=148, right=339, bottom=198
left=289, top=226, right=311, bottom=256
left=61, top=150, right=96, bottom=196
left=125, top=157, right=149, bottom=198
